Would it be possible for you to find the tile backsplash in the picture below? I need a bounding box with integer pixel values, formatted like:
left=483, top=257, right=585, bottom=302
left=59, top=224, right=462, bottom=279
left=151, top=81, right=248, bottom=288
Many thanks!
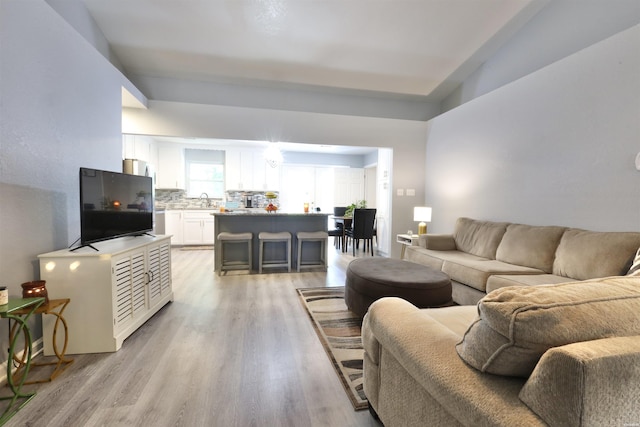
left=155, top=189, right=279, bottom=210
left=155, top=189, right=222, bottom=210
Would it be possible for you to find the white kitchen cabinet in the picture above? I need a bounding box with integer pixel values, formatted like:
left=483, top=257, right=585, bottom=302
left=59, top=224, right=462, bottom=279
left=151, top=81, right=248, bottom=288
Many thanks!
left=225, top=148, right=280, bottom=191
left=225, top=149, right=244, bottom=190
left=264, top=162, right=281, bottom=191
left=164, top=210, right=184, bottom=245
left=182, top=210, right=216, bottom=245
left=157, top=144, right=185, bottom=188
left=123, top=134, right=156, bottom=165
left=38, top=235, right=173, bottom=354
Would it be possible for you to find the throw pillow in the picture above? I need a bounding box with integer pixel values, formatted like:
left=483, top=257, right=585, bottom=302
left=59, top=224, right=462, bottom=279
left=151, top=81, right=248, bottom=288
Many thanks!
left=455, top=277, right=640, bottom=377
left=628, top=248, right=640, bottom=276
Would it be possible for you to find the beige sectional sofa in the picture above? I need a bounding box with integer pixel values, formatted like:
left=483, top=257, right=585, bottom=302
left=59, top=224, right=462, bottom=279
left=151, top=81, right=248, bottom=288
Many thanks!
left=405, top=217, right=640, bottom=305
left=363, top=275, right=640, bottom=426
left=362, top=218, right=640, bottom=426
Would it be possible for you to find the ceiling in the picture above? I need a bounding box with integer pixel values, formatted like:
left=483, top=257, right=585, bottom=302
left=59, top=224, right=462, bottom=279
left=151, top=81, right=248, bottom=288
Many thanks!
left=82, top=0, right=543, bottom=153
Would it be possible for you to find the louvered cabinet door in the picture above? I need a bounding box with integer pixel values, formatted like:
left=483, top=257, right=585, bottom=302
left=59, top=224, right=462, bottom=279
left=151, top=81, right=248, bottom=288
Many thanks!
left=112, top=250, right=147, bottom=333
left=147, top=241, right=171, bottom=308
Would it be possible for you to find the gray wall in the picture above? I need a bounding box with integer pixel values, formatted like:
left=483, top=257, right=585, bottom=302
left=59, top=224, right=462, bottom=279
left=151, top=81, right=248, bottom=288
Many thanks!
left=442, top=0, right=640, bottom=111
left=425, top=24, right=640, bottom=233
left=0, top=0, right=129, bottom=354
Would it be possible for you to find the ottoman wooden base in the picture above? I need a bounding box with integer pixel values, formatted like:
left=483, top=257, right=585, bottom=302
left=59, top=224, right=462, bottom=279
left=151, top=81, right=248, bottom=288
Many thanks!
left=345, top=258, right=453, bottom=318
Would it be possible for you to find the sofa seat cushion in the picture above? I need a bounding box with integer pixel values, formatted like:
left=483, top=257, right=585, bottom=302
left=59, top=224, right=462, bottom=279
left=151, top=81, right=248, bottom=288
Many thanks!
left=553, top=229, right=640, bottom=280
left=364, top=298, right=545, bottom=426
left=419, top=305, right=480, bottom=337
left=519, top=335, right=640, bottom=427
left=453, top=217, right=508, bottom=259
left=486, top=274, right=575, bottom=293
left=496, top=224, right=566, bottom=273
left=456, top=276, right=640, bottom=377
left=442, top=259, right=544, bottom=293
left=405, top=247, right=487, bottom=271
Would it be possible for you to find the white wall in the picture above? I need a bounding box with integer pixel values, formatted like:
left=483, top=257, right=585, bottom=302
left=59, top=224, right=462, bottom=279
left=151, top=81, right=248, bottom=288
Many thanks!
left=0, top=0, right=128, bottom=295
left=425, top=25, right=640, bottom=233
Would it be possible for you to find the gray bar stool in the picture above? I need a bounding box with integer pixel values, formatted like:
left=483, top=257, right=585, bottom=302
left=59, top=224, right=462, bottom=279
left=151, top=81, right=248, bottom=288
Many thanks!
left=296, top=231, right=328, bottom=272
left=218, top=232, right=252, bottom=275
left=258, top=231, right=292, bottom=273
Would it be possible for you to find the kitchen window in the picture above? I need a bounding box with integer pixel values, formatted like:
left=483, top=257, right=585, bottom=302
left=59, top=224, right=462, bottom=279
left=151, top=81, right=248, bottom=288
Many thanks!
left=185, top=149, right=225, bottom=198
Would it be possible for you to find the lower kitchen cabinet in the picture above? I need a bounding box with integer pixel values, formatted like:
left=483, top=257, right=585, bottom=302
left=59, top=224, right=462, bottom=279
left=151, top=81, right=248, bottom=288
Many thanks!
left=164, top=210, right=184, bottom=245
left=182, top=210, right=216, bottom=245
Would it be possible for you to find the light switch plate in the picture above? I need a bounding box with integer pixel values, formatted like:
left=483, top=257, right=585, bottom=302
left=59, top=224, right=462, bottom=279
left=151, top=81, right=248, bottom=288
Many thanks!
left=636, top=152, right=640, bottom=171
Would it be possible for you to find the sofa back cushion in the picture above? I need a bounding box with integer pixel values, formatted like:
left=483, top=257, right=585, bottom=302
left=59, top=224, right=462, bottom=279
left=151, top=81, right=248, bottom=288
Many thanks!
left=455, top=276, right=640, bottom=377
left=496, top=224, right=566, bottom=273
left=453, top=218, right=508, bottom=259
left=553, top=229, right=640, bottom=280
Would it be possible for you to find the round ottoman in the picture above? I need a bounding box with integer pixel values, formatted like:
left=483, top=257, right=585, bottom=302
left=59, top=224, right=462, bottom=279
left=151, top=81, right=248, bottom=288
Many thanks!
left=345, top=258, right=452, bottom=317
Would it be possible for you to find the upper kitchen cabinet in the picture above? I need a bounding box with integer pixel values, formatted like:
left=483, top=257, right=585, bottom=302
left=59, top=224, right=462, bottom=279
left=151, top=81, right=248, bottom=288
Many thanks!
left=157, top=143, right=185, bottom=189
left=226, top=148, right=280, bottom=191
left=122, top=135, right=158, bottom=166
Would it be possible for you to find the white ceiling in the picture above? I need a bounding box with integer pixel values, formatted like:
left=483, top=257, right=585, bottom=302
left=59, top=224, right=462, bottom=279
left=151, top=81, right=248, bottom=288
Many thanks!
left=83, top=0, right=541, bottom=99
left=83, top=0, right=543, bottom=153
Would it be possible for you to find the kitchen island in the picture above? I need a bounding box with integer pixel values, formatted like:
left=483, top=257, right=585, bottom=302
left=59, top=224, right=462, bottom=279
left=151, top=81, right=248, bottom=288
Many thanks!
left=212, top=211, right=330, bottom=273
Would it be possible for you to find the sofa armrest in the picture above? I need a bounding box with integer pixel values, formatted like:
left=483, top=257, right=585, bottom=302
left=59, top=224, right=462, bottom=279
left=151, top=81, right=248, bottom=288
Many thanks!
left=519, top=335, right=640, bottom=427
left=419, top=233, right=456, bottom=250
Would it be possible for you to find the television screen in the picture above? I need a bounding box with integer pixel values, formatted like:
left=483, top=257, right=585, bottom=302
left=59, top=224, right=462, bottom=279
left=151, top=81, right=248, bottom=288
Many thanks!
left=80, top=167, right=153, bottom=245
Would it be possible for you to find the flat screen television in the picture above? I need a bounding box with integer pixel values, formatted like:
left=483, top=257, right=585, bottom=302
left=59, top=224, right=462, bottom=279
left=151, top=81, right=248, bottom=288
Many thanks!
left=79, top=167, right=153, bottom=247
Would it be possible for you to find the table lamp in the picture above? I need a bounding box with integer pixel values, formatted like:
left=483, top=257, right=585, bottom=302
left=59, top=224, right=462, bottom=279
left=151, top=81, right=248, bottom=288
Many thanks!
left=414, top=207, right=432, bottom=235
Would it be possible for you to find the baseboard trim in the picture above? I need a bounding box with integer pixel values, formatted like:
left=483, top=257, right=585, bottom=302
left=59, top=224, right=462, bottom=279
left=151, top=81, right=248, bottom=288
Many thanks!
left=0, top=337, right=44, bottom=385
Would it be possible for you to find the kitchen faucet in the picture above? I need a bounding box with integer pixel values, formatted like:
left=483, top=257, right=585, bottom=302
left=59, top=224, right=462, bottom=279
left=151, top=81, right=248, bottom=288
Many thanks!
left=199, top=193, right=210, bottom=207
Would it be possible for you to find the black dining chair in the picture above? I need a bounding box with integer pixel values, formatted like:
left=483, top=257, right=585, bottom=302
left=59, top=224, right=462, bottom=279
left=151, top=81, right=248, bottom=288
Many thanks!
left=345, top=208, right=376, bottom=256
left=328, top=207, right=348, bottom=249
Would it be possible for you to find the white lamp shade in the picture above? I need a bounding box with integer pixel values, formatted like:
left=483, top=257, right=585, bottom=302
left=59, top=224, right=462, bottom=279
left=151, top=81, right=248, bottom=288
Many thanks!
left=414, top=207, right=432, bottom=222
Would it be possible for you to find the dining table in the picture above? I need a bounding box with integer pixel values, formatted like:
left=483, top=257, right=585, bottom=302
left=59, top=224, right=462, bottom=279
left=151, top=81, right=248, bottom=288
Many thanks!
left=331, top=215, right=353, bottom=252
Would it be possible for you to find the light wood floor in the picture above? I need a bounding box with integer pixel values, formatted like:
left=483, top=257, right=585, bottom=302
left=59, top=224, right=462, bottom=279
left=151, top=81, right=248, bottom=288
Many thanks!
left=7, top=243, right=381, bottom=427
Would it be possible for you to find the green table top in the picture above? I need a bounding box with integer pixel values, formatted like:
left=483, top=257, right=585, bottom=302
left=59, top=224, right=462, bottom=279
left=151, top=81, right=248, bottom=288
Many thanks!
left=0, top=297, right=45, bottom=316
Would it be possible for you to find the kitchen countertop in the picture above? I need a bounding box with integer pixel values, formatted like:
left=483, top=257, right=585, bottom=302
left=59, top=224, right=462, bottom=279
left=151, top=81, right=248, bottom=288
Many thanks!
left=156, top=207, right=218, bottom=211
left=211, top=211, right=329, bottom=216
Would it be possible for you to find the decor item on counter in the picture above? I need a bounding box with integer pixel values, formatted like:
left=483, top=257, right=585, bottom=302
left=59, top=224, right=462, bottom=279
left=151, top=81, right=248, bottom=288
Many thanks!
left=21, top=280, right=49, bottom=303
left=344, top=200, right=366, bottom=217
left=303, top=202, right=309, bottom=213
left=265, top=203, right=278, bottom=212
left=264, top=142, right=283, bottom=168
left=297, top=286, right=367, bottom=410
left=264, top=192, right=279, bottom=212
left=414, top=206, right=432, bottom=235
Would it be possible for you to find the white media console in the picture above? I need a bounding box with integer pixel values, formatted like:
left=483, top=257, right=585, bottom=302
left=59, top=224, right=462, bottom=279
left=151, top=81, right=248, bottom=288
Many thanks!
left=38, top=235, right=173, bottom=354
